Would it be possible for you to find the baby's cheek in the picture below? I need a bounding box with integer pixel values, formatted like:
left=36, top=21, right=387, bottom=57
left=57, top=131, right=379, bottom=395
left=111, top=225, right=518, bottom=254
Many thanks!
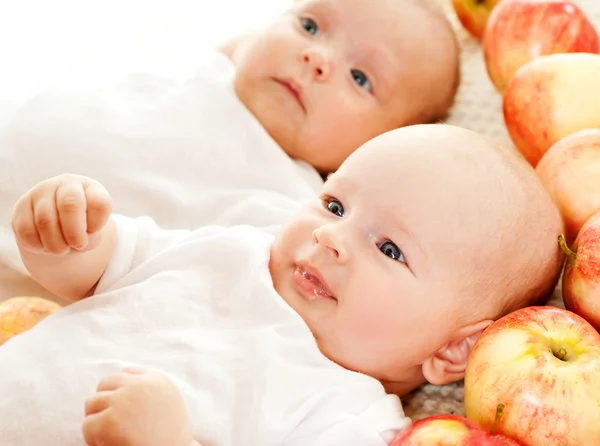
left=344, top=302, right=398, bottom=339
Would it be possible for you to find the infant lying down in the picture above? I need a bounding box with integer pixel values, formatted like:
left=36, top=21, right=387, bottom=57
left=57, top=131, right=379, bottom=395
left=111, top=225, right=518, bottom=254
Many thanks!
left=0, top=0, right=459, bottom=302
left=1, top=125, right=563, bottom=446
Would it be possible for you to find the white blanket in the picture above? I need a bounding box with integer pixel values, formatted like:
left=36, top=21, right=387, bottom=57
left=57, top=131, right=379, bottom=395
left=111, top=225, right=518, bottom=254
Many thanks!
left=0, top=46, right=323, bottom=302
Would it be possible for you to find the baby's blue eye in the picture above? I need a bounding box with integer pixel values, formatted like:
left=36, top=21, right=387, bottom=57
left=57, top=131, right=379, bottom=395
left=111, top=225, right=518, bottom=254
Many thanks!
left=380, top=241, right=405, bottom=263
left=326, top=199, right=344, bottom=217
left=301, top=18, right=319, bottom=36
left=352, top=69, right=372, bottom=92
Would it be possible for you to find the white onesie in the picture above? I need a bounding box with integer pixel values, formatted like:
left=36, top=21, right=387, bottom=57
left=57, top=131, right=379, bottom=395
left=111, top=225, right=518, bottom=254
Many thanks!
left=0, top=215, right=411, bottom=446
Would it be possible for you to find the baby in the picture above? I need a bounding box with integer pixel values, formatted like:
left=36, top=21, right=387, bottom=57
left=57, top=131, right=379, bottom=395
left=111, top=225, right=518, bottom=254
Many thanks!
left=2, top=124, right=563, bottom=446
left=0, top=0, right=459, bottom=234
left=221, top=0, right=460, bottom=172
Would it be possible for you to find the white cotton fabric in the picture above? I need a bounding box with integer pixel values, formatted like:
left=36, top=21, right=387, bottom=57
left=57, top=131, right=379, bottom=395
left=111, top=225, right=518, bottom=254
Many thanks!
left=0, top=214, right=411, bottom=445
left=0, top=47, right=323, bottom=301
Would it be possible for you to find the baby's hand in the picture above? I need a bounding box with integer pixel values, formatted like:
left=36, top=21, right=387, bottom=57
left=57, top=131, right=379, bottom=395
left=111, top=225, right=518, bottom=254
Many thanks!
left=11, top=174, right=112, bottom=255
left=83, top=367, right=196, bottom=446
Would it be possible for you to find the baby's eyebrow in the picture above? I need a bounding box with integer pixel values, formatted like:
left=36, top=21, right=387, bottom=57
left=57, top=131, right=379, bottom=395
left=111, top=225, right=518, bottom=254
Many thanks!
left=311, top=1, right=341, bottom=23
left=386, top=211, right=428, bottom=266
left=365, top=51, right=393, bottom=98
left=363, top=38, right=405, bottom=99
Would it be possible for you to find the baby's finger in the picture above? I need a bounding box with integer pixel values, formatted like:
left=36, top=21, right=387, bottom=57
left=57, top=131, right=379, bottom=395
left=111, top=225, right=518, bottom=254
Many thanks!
left=85, top=232, right=103, bottom=252
left=82, top=411, right=105, bottom=446
left=11, top=197, right=43, bottom=252
left=96, top=372, right=129, bottom=392
left=84, top=392, right=113, bottom=416
left=121, top=366, right=147, bottom=375
left=56, top=181, right=88, bottom=250
left=84, top=182, right=112, bottom=234
left=33, top=195, right=69, bottom=255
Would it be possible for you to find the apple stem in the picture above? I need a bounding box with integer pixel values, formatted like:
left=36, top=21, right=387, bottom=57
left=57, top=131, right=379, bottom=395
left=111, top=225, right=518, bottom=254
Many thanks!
left=555, top=347, right=567, bottom=361
left=490, top=403, right=505, bottom=436
left=558, top=234, right=577, bottom=260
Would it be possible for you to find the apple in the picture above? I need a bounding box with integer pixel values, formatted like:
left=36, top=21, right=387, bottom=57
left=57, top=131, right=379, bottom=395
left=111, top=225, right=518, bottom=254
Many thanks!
left=389, top=413, right=522, bottom=445
left=503, top=52, right=600, bottom=167
left=560, top=214, right=600, bottom=331
left=483, top=0, right=599, bottom=93
left=536, top=129, right=600, bottom=244
left=464, top=306, right=600, bottom=446
left=0, top=296, right=62, bottom=346
left=451, top=0, right=503, bottom=40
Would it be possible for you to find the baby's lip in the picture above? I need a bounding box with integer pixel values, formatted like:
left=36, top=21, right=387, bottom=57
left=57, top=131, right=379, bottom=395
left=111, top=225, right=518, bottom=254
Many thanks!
left=293, top=262, right=336, bottom=301
left=276, top=78, right=306, bottom=111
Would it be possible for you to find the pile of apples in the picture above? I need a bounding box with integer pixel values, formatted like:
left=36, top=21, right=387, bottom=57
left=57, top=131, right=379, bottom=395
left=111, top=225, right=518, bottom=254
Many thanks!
left=390, top=0, right=600, bottom=444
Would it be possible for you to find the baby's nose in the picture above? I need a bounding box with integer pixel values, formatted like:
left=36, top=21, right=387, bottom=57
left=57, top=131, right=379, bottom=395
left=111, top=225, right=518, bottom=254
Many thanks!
left=312, top=227, right=347, bottom=262
left=300, top=47, right=332, bottom=81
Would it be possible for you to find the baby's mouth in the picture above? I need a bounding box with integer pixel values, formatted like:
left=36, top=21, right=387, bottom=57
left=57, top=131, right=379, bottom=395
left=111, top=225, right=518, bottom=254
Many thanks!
left=293, top=266, right=336, bottom=301
left=276, top=79, right=306, bottom=111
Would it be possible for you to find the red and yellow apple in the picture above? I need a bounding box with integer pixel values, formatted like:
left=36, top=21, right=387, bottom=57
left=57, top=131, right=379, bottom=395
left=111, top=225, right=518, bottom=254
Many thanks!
left=389, top=414, right=522, bottom=445
left=560, top=214, right=600, bottom=332
left=536, top=129, right=600, bottom=244
left=0, top=296, right=62, bottom=346
left=464, top=306, right=600, bottom=446
left=451, top=0, right=503, bottom=39
left=503, top=52, right=600, bottom=167
left=483, top=0, right=599, bottom=93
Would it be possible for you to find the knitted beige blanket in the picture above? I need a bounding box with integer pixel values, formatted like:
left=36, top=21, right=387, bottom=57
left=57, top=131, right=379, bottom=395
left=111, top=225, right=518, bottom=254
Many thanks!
left=402, top=0, right=600, bottom=421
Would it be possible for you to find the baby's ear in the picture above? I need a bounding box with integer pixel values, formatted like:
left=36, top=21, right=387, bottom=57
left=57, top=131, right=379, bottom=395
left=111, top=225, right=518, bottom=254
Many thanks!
left=421, top=320, right=493, bottom=386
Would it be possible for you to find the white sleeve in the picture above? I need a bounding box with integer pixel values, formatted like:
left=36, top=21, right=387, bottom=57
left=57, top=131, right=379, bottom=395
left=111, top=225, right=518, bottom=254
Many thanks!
left=94, top=213, right=192, bottom=294
left=285, top=395, right=411, bottom=446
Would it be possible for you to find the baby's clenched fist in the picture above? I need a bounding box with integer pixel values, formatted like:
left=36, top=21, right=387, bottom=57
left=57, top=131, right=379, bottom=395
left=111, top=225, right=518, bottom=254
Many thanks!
left=83, top=367, right=196, bottom=446
left=11, top=174, right=112, bottom=255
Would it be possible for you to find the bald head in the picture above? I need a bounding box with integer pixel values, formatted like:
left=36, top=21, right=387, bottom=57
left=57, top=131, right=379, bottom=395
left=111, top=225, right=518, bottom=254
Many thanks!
left=346, top=124, right=564, bottom=321
left=404, top=0, right=461, bottom=123
left=430, top=126, right=564, bottom=319
left=466, top=136, right=565, bottom=319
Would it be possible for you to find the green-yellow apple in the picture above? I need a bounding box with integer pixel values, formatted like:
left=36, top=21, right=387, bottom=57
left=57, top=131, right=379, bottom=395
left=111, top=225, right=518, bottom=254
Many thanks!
left=483, top=0, right=599, bottom=93
left=389, top=414, right=522, bottom=445
left=464, top=306, right=600, bottom=446
left=536, top=129, right=600, bottom=244
left=451, top=0, right=503, bottom=39
left=560, top=214, right=600, bottom=332
left=503, top=52, right=600, bottom=167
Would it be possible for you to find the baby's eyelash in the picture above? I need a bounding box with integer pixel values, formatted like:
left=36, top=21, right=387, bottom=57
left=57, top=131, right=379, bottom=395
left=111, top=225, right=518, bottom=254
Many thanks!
left=320, top=194, right=333, bottom=204
left=378, top=240, right=406, bottom=263
left=320, top=194, right=344, bottom=217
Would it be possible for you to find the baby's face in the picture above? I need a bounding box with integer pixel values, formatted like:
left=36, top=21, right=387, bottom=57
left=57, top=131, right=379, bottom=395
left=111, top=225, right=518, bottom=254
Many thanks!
left=270, top=126, right=488, bottom=385
left=232, top=0, right=456, bottom=172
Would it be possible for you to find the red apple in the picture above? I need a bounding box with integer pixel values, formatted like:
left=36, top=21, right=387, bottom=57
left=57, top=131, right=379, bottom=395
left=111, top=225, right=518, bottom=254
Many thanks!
left=0, top=296, right=62, bottom=346
left=389, top=414, right=522, bottom=445
left=560, top=214, right=600, bottom=332
left=536, top=129, right=600, bottom=244
left=483, top=0, right=599, bottom=93
left=451, top=0, right=503, bottom=39
left=464, top=306, right=600, bottom=446
left=503, top=52, right=600, bottom=166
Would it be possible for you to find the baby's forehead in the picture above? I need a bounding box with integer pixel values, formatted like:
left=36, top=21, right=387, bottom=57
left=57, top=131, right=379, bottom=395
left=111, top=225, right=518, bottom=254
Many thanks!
left=342, top=128, right=521, bottom=231
left=300, top=0, right=443, bottom=35
left=346, top=129, right=493, bottom=175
